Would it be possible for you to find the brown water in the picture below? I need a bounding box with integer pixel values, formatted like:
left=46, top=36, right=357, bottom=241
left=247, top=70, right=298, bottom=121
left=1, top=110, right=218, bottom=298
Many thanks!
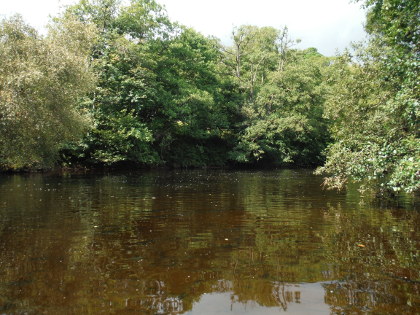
left=0, top=169, right=418, bottom=314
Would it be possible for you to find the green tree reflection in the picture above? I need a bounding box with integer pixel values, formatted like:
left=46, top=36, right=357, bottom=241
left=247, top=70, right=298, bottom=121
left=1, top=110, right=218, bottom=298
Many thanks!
left=0, top=170, right=418, bottom=313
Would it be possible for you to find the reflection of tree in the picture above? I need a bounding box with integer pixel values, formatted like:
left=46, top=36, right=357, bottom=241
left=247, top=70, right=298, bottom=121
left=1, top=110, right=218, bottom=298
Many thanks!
left=0, top=170, right=418, bottom=313
left=320, top=202, right=420, bottom=314
left=224, top=280, right=301, bottom=311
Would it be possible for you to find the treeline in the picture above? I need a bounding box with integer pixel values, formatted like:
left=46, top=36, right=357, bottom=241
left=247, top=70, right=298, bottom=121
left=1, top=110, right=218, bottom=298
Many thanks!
left=0, top=0, right=418, bottom=194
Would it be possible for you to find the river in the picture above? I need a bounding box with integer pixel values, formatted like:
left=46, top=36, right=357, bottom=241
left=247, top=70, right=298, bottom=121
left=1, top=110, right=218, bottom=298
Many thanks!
left=0, top=169, right=418, bottom=314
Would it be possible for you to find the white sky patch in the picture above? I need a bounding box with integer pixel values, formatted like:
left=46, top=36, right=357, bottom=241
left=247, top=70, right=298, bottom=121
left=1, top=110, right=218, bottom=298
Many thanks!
left=0, top=0, right=367, bottom=56
left=0, top=0, right=76, bottom=32
left=159, top=0, right=367, bottom=55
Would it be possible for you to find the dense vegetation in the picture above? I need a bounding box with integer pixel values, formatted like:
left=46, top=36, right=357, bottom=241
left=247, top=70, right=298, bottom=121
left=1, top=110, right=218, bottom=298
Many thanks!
left=0, top=0, right=418, bottom=195
left=0, top=14, right=96, bottom=168
left=316, top=0, right=419, bottom=194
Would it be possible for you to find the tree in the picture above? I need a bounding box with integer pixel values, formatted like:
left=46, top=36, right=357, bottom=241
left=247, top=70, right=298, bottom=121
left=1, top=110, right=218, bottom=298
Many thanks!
left=224, top=26, right=296, bottom=102
left=230, top=48, right=331, bottom=166
left=0, top=15, right=97, bottom=169
left=146, top=28, right=236, bottom=167
left=61, top=0, right=171, bottom=166
left=62, top=0, right=236, bottom=167
left=316, top=0, right=419, bottom=194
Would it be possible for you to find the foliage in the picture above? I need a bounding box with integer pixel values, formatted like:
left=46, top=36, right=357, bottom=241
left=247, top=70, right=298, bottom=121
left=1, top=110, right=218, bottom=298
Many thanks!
left=0, top=15, right=96, bottom=169
left=61, top=0, right=168, bottom=166
left=147, top=28, right=237, bottom=167
left=228, top=43, right=331, bottom=166
left=361, top=0, right=419, bottom=53
left=0, top=0, right=333, bottom=171
left=223, top=26, right=298, bottom=102
left=317, top=0, right=419, bottom=194
left=4, top=0, right=417, bottom=199
left=62, top=0, right=238, bottom=167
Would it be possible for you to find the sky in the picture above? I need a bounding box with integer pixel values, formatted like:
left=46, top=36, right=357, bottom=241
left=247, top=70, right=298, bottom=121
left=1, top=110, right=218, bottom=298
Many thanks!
left=0, top=0, right=367, bottom=56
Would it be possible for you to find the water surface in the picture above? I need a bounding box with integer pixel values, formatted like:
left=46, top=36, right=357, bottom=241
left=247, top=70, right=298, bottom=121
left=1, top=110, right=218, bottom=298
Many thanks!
left=0, top=170, right=418, bottom=314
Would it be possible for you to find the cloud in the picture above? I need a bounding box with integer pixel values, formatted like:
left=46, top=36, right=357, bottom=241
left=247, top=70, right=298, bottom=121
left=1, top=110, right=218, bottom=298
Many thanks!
left=0, top=0, right=367, bottom=56
left=159, top=0, right=367, bottom=56
left=0, top=0, right=76, bottom=32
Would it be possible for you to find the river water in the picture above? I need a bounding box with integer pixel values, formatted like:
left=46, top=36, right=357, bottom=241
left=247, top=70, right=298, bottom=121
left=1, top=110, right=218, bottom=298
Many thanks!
left=0, top=169, right=418, bottom=314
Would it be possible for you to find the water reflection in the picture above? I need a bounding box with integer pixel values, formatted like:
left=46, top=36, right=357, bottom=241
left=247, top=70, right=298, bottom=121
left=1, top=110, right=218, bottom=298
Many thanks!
left=0, top=170, right=418, bottom=314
